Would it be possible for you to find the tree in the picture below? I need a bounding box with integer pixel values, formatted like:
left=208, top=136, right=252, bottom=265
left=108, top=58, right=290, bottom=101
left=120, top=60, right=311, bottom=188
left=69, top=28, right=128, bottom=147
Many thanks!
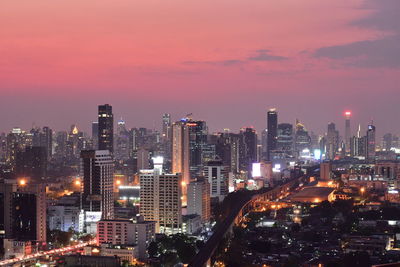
left=148, top=241, right=158, bottom=258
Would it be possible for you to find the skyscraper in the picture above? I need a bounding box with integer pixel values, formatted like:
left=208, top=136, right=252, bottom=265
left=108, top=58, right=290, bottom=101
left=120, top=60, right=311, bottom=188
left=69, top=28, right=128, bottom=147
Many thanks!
left=344, top=111, right=352, bottom=154
left=171, top=120, right=190, bottom=203
left=186, top=120, right=208, bottom=177
left=40, top=126, right=53, bottom=159
left=187, top=178, right=211, bottom=223
left=81, top=150, right=114, bottom=220
left=92, top=122, right=99, bottom=150
left=0, top=180, right=46, bottom=246
left=162, top=113, right=171, bottom=140
left=239, top=127, right=257, bottom=172
left=276, top=123, right=293, bottom=155
left=139, top=158, right=182, bottom=234
left=367, top=123, right=376, bottom=161
left=267, top=108, right=278, bottom=161
left=98, top=104, right=114, bottom=153
left=326, top=123, right=339, bottom=160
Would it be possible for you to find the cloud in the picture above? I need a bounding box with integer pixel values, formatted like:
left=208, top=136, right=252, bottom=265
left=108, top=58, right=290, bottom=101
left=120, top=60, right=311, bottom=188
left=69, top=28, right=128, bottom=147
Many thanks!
left=247, top=49, right=288, bottom=61
left=182, top=59, right=244, bottom=66
left=314, top=35, right=400, bottom=68
left=313, top=0, right=400, bottom=68
left=183, top=49, right=287, bottom=67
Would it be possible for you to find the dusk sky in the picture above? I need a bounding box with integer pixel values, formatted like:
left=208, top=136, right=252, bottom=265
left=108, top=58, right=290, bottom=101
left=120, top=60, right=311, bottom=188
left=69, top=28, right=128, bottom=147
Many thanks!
left=1, top=0, right=399, bottom=137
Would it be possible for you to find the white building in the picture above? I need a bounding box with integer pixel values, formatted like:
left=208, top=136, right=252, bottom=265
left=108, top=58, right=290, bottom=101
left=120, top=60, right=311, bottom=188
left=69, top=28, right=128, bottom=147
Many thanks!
left=187, top=179, right=210, bottom=223
left=203, top=160, right=229, bottom=202
left=48, top=205, right=80, bottom=232
left=139, top=157, right=182, bottom=235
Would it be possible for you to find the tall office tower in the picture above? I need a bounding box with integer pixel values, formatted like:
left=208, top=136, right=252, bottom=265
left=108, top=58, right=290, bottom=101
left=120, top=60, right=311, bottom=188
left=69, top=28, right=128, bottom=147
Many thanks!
left=92, top=122, right=99, bottom=150
left=137, top=148, right=150, bottom=171
left=350, top=124, right=367, bottom=158
left=129, top=128, right=138, bottom=159
left=367, top=123, right=376, bottom=161
left=261, top=129, right=268, bottom=160
left=267, top=108, right=278, bottom=161
left=6, top=129, right=26, bottom=169
left=344, top=111, right=352, bottom=154
left=54, top=131, right=68, bottom=159
left=98, top=104, right=114, bottom=153
left=203, top=159, right=229, bottom=202
left=39, top=126, right=53, bottom=159
left=162, top=113, right=171, bottom=140
left=115, top=119, right=130, bottom=160
left=187, top=178, right=211, bottom=223
left=186, top=120, right=208, bottom=177
left=276, top=123, right=293, bottom=155
left=81, top=150, right=115, bottom=219
left=0, top=180, right=46, bottom=245
left=139, top=158, right=182, bottom=234
left=239, top=128, right=257, bottom=173
left=294, top=120, right=311, bottom=153
left=326, top=123, right=339, bottom=160
left=212, top=132, right=240, bottom=174
left=16, top=146, right=47, bottom=182
left=0, top=133, right=6, bottom=162
left=171, top=120, right=190, bottom=203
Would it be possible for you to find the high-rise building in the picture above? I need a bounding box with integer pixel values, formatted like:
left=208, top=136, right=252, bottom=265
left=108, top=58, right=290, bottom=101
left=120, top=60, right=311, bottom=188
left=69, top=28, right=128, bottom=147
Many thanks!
left=267, top=109, right=278, bottom=161
left=162, top=113, right=171, bottom=140
left=187, top=178, right=211, bottom=223
left=115, top=119, right=130, bottom=160
left=350, top=124, right=367, bottom=158
left=203, top=159, right=229, bottom=202
left=344, top=111, right=352, bottom=154
left=276, top=123, right=293, bottom=155
left=187, top=120, right=208, bottom=177
left=0, top=180, right=46, bottom=246
left=81, top=150, right=114, bottom=220
left=326, top=123, right=339, bottom=160
left=92, top=122, right=99, bottom=150
left=98, top=104, right=114, bottom=153
left=139, top=158, right=182, bottom=235
left=40, top=126, right=53, bottom=159
left=137, top=148, right=150, bottom=171
left=239, top=127, right=257, bottom=172
left=171, top=120, right=190, bottom=202
left=367, top=123, right=376, bottom=161
left=294, top=120, right=311, bottom=154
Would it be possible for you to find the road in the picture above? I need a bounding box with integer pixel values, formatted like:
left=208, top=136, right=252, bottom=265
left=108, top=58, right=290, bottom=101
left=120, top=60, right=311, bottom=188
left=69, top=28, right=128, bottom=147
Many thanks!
left=188, top=177, right=303, bottom=267
left=0, top=240, right=97, bottom=266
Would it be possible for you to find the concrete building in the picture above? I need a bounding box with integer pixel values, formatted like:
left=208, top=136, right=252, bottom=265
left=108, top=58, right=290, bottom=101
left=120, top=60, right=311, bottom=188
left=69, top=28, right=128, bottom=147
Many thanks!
left=203, top=159, right=229, bottom=202
left=187, top=179, right=211, bottom=223
left=139, top=158, right=182, bottom=235
left=48, top=205, right=80, bottom=232
left=0, top=180, right=46, bottom=249
left=97, top=216, right=155, bottom=260
left=81, top=150, right=114, bottom=220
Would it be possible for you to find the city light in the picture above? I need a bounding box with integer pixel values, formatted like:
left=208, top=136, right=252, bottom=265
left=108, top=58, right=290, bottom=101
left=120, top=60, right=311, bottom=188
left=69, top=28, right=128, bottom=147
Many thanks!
left=18, top=179, right=26, bottom=186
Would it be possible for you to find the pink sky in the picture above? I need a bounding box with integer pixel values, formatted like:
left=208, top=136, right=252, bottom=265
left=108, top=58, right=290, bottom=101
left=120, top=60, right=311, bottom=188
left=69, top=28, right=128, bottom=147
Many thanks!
left=1, top=0, right=399, bottom=137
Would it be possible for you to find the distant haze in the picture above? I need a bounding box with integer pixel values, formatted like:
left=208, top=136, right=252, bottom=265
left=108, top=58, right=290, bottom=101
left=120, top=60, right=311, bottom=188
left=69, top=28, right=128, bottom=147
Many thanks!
left=1, top=0, right=399, bottom=138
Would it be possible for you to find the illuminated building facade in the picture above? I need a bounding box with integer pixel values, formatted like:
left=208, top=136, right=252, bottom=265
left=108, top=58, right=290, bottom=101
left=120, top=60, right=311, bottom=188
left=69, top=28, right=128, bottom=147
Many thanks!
left=81, top=150, right=114, bottom=220
left=98, top=104, right=114, bottom=153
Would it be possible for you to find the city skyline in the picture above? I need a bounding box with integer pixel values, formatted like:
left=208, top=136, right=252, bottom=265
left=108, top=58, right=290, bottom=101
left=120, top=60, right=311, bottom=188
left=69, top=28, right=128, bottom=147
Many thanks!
left=1, top=0, right=400, bottom=135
